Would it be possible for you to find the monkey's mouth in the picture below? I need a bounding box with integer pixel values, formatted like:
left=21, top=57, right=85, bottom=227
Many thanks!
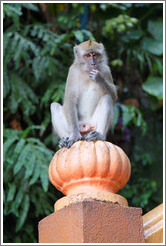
left=89, top=67, right=98, bottom=71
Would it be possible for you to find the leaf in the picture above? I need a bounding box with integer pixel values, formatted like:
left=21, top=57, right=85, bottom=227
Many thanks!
left=3, top=127, right=20, bottom=139
left=3, top=3, right=22, bottom=17
left=29, top=163, right=40, bottom=185
left=142, top=76, right=163, bottom=100
left=3, top=71, right=10, bottom=98
left=27, top=137, right=47, bottom=148
left=112, top=104, right=119, bottom=131
left=15, top=194, right=30, bottom=232
left=128, top=29, right=143, bottom=40
left=8, top=74, right=38, bottom=117
left=135, top=110, right=142, bottom=127
left=149, top=96, right=162, bottom=111
left=3, top=136, right=18, bottom=157
left=35, top=145, right=53, bottom=157
left=14, top=37, right=26, bottom=61
left=14, top=188, right=24, bottom=209
left=40, top=166, right=49, bottom=192
left=153, top=57, right=163, bottom=75
left=73, top=30, right=84, bottom=42
left=148, top=20, right=163, bottom=41
left=13, top=144, right=31, bottom=175
left=145, top=52, right=152, bottom=71
left=24, top=154, right=36, bottom=179
left=141, top=37, right=163, bottom=56
left=14, top=138, right=26, bottom=154
left=21, top=3, right=38, bottom=12
left=7, top=184, right=16, bottom=202
left=82, top=30, right=94, bottom=40
left=121, top=104, right=132, bottom=126
left=8, top=188, right=24, bottom=216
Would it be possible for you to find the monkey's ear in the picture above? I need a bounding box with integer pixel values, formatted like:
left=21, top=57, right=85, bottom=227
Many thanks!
left=99, top=43, right=105, bottom=52
left=73, top=46, right=78, bottom=56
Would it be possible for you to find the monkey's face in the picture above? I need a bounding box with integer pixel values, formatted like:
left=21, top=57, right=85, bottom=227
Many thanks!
left=74, top=41, right=107, bottom=72
left=75, top=50, right=103, bottom=72
left=83, top=52, right=100, bottom=71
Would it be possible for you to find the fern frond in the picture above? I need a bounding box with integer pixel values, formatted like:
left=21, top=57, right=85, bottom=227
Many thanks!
left=29, top=163, right=40, bottom=186
left=32, top=56, right=60, bottom=81
left=3, top=3, right=38, bottom=28
left=6, top=183, right=16, bottom=202
left=3, top=3, right=22, bottom=18
left=41, top=82, right=65, bottom=107
left=40, top=166, right=49, bottom=192
left=27, top=137, right=48, bottom=148
left=13, top=144, right=32, bottom=175
left=14, top=188, right=24, bottom=209
left=15, top=194, right=30, bottom=232
left=4, top=30, right=40, bottom=69
left=3, top=135, right=19, bottom=157
left=24, top=154, right=36, bottom=179
left=14, top=138, right=26, bottom=154
left=7, top=74, right=38, bottom=117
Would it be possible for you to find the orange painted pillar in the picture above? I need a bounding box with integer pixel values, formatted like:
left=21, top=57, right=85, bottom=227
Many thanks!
left=38, top=141, right=145, bottom=243
left=143, top=203, right=163, bottom=243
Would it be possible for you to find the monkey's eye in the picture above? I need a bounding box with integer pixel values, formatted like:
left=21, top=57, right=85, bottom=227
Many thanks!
left=93, top=53, right=100, bottom=58
left=84, top=53, right=91, bottom=58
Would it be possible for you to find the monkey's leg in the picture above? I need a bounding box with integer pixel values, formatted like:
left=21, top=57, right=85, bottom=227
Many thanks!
left=50, top=102, right=69, bottom=138
left=50, top=103, right=71, bottom=148
left=84, top=94, right=113, bottom=141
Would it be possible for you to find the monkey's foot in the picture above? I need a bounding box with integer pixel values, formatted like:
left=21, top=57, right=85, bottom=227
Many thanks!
left=59, top=136, right=82, bottom=149
left=59, top=137, right=70, bottom=148
left=84, top=131, right=105, bottom=142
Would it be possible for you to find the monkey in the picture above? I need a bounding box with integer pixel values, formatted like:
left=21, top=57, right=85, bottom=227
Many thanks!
left=50, top=40, right=117, bottom=148
left=79, top=122, right=95, bottom=134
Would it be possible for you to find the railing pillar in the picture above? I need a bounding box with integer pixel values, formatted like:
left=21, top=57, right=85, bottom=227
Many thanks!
left=143, top=203, right=163, bottom=243
left=38, top=140, right=145, bottom=243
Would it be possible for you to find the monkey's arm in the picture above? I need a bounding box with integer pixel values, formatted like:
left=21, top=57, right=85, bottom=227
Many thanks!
left=89, top=68, right=117, bottom=103
left=62, top=68, right=82, bottom=148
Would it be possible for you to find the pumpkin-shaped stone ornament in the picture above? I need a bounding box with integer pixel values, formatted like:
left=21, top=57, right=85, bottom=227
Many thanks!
left=49, top=140, right=131, bottom=196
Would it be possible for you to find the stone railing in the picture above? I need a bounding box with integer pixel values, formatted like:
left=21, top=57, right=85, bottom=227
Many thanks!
left=143, top=203, right=163, bottom=243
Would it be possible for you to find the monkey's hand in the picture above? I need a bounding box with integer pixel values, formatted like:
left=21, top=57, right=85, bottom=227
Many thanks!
left=59, top=133, right=82, bottom=149
left=84, top=130, right=105, bottom=141
left=89, top=69, right=102, bottom=82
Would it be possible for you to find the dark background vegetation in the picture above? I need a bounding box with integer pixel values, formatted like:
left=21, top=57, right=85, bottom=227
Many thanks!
left=3, top=3, right=163, bottom=243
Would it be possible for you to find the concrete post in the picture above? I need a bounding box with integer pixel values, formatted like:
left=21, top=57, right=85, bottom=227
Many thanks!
left=38, top=140, right=145, bottom=243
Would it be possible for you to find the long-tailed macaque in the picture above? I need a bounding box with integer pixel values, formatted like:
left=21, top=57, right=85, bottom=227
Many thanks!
left=50, top=40, right=117, bottom=148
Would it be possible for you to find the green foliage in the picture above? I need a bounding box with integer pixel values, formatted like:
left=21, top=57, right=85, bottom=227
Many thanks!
left=4, top=74, right=38, bottom=119
left=3, top=126, right=54, bottom=240
left=73, top=29, right=94, bottom=42
left=142, top=76, right=163, bottom=100
left=141, top=20, right=163, bottom=56
left=112, top=104, right=147, bottom=134
left=3, top=3, right=38, bottom=27
left=103, top=15, right=138, bottom=34
left=121, top=104, right=147, bottom=133
left=3, top=2, right=163, bottom=243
